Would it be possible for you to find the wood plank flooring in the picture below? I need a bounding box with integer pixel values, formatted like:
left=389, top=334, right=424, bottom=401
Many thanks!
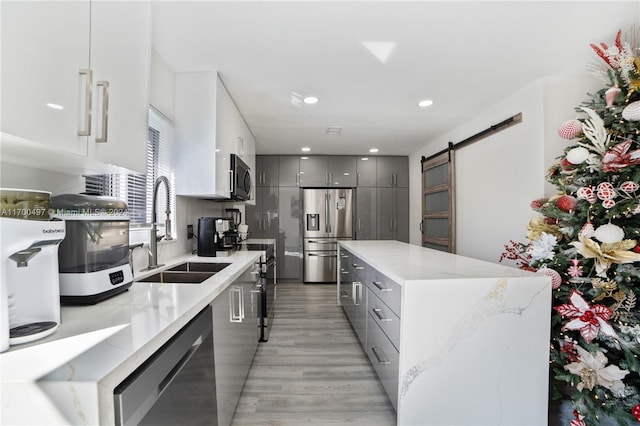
left=231, top=282, right=397, bottom=426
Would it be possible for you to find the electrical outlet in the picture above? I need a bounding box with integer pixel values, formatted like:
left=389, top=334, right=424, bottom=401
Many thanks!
left=187, top=224, right=194, bottom=239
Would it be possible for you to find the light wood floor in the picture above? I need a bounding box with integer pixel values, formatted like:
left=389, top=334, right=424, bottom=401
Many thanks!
left=231, top=282, right=397, bottom=426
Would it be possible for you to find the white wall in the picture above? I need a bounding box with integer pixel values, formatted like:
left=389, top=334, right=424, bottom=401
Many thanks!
left=409, top=75, right=602, bottom=264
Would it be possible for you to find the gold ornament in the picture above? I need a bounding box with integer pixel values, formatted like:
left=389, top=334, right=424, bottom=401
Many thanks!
left=571, top=235, right=640, bottom=277
left=526, top=216, right=563, bottom=241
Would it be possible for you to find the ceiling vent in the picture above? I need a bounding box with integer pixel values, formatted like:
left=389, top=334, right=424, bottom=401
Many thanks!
left=326, top=127, right=342, bottom=135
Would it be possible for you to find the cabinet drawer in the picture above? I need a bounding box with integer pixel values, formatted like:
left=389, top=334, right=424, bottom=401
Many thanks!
left=350, top=254, right=367, bottom=281
left=366, top=312, right=399, bottom=410
left=368, top=289, right=400, bottom=351
left=366, top=268, right=401, bottom=317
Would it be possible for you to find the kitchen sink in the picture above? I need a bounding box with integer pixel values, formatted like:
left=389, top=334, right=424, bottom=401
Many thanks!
left=167, top=262, right=231, bottom=273
left=136, top=271, right=215, bottom=284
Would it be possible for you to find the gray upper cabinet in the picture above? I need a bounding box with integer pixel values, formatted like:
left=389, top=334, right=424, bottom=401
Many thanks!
left=299, top=156, right=357, bottom=187
left=299, top=156, right=328, bottom=186
left=255, top=155, right=279, bottom=187
left=278, top=156, right=300, bottom=187
left=356, top=156, right=377, bottom=187
left=377, top=156, right=409, bottom=188
left=329, top=156, right=357, bottom=187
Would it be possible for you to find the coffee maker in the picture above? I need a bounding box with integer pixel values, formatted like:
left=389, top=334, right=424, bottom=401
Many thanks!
left=0, top=189, right=65, bottom=352
left=197, top=217, right=238, bottom=257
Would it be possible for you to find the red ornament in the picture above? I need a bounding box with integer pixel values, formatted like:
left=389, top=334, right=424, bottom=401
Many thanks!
left=560, top=157, right=577, bottom=170
left=632, top=404, right=640, bottom=421
left=633, top=245, right=640, bottom=254
left=556, top=195, right=578, bottom=212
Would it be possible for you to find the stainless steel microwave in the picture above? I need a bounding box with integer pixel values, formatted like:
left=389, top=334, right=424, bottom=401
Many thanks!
left=230, top=154, right=252, bottom=201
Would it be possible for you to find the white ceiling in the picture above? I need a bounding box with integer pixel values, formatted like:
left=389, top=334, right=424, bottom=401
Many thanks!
left=152, top=1, right=640, bottom=156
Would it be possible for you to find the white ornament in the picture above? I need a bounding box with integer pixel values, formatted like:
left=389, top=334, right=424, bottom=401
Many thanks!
left=622, top=101, right=640, bottom=122
left=566, top=147, right=590, bottom=164
left=580, top=221, right=596, bottom=238
left=594, top=223, right=625, bottom=244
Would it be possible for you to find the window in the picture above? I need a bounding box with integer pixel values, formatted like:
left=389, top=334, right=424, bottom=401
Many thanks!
left=85, top=107, right=176, bottom=241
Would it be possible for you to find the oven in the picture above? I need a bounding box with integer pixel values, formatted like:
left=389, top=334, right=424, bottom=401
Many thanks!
left=244, top=243, right=275, bottom=342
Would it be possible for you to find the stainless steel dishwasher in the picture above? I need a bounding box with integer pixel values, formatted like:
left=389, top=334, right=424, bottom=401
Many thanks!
left=114, top=306, right=217, bottom=425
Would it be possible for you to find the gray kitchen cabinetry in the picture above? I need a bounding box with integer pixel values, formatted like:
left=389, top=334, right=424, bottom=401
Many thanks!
left=356, top=156, right=377, bottom=187
left=338, top=249, right=401, bottom=411
left=277, top=186, right=302, bottom=280
left=355, top=187, right=376, bottom=240
left=377, top=156, right=409, bottom=188
left=376, top=187, right=409, bottom=242
left=299, top=156, right=357, bottom=187
left=278, top=156, right=300, bottom=186
left=211, top=264, right=260, bottom=426
left=339, top=249, right=367, bottom=347
left=255, top=155, right=279, bottom=187
left=245, top=186, right=279, bottom=239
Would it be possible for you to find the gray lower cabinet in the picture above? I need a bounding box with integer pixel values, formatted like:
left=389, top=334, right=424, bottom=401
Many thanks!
left=277, top=186, right=302, bottom=280
left=376, top=187, right=409, bottom=242
left=339, top=250, right=367, bottom=350
left=339, top=248, right=401, bottom=412
left=355, top=187, right=376, bottom=240
left=211, top=264, right=260, bottom=426
left=245, top=186, right=279, bottom=239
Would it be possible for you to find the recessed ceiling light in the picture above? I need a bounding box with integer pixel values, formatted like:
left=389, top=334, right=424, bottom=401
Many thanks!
left=46, top=103, right=64, bottom=110
left=361, top=157, right=369, bottom=161
left=303, top=96, right=318, bottom=104
left=301, top=147, right=311, bottom=152
left=369, top=148, right=379, bottom=153
left=418, top=99, right=434, bottom=108
left=326, top=127, right=342, bottom=135
left=301, top=156, right=309, bottom=160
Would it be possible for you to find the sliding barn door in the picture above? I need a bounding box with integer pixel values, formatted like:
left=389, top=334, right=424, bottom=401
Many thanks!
left=421, top=150, right=455, bottom=252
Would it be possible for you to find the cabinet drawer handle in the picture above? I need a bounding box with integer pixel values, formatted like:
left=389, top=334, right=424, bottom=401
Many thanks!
left=78, top=68, right=93, bottom=136
left=340, top=291, right=349, bottom=298
left=373, top=281, right=392, bottom=292
left=372, top=308, right=392, bottom=322
left=352, top=281, right=362, bottom=305
left=371, top=347, right=390, bottom=365
left=352, top=263, right=364, bottom=270
left=341, top=271, right=349, bottom=275
left=229, top=286, right=243, bottom=322
left=95, top=80, right=109, bottom=142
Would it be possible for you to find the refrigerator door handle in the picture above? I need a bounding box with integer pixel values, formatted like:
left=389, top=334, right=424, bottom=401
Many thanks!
left=325, top=193, right=330, bottom=234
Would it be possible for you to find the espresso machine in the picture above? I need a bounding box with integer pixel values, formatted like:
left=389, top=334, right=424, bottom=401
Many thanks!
left=0, top=189, right=65, bottom=352
left=197, top=217, right=238, bottom=257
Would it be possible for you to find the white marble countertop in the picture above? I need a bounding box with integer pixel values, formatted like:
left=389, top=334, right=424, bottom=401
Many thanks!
left=1, top=250, right=261, bottom=425
left=339, top=240, right=537, bottom=284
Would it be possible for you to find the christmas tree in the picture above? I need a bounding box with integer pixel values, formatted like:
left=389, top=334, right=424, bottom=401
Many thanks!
left=500, top=29, right=640, bottom=425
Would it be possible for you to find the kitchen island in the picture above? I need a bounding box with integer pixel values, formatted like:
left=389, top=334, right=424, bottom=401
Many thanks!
left=338, top=240, right=552, bottom=425
left=0, top=251, right=261, bottom=425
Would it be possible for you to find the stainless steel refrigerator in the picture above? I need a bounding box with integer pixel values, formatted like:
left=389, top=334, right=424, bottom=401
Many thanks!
left=303, top=188, right=353, bottom=283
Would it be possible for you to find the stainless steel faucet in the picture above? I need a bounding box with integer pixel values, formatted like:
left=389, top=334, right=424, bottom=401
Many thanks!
left=142, top=176, right=173, bottom=271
